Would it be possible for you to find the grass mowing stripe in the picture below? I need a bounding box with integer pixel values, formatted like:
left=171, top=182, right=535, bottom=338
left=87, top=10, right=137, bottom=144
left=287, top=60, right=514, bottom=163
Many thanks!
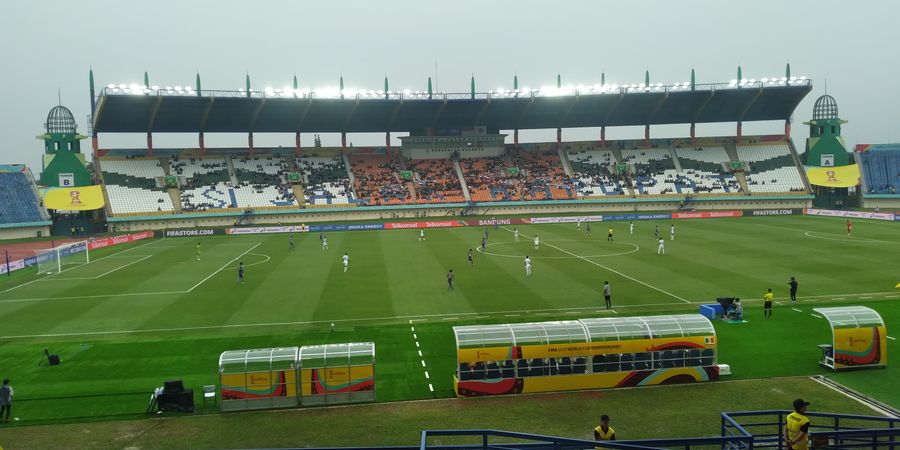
left=500, top=226, right=690, bottom=304
left=186, top=242, right=261, bottom=292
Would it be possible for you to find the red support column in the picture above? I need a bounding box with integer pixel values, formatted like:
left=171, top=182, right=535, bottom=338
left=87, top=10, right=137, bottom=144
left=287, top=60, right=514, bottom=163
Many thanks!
left=736, top=122, right=743, bottom=144
left=690, top=123, right=696, bottom=144
left=644, top=125, right=650, bottom=148
left=199, top=132, right=206, bottom=157
left=600, top=126, right=606, bottom=147
left=556, top=127, right=562, bottom=150
left=248, top=132, right=254, bottom=156
left=514, top=129, right=519, bottom=147
left=146, top=133, right=154, bottom=157
left=385, top=132, right=391, bottom=152
left=92, top=135, right=99, bottom=159
left=295, top=132, right=302, bottom=156
left=341, top=132, right=347, bottom=151
left=784, top=120, right=791, bottom=139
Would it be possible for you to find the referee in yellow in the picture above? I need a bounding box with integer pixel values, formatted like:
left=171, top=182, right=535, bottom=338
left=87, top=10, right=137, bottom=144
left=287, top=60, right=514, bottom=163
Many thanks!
left=594, top=414, right=616, bottom=444
left=785, top=399, right=811, bottom=450
left=763, top=288, right=774, bottom=319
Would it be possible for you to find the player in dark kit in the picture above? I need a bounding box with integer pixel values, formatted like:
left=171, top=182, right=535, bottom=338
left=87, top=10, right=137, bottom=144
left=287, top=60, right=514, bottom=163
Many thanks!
left=447, top=269, right=455, bottom=291
left=789, top=277, right=798, bottom=303
left=238, top=262, right=244, bottom=284
left=289, top=234, right=295, bottom=252
left=481, top=237, right=487, bottom=253
left=468, top=249, right=474, bottom=266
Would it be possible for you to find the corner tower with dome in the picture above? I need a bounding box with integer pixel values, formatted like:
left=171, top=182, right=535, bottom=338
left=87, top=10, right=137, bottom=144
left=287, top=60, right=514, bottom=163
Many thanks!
left=39, top=105, right=92, bottom=188
left=802, top=94, right=861, bottom=208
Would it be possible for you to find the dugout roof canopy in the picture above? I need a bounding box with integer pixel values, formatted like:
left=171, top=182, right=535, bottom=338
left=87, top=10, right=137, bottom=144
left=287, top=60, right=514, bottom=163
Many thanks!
left=812, top=306, right=885, bottom=329
left=298, top=342, right=375, bottom=368
left=92, top=80, right=811, bottom=133
left=218, top=347, right=299, bottom=374
left=453, top=314, right=714, bottom=349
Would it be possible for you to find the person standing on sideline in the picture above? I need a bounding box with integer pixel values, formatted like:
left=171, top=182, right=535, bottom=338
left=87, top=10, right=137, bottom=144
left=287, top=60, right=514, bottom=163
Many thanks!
left=594, top=415, right=616, bottom=442
left=657, top=237, right=665, bottom=255
left=524, top=256, right=532, bottom=276
left=514, top=227, right=520, bottom=242
left=654, top=225, right=660, bottom=239
left=789, top=277, right=799, bottom=303
left=322, top=235, right=329, bottom=251
left=629, top=221, right=634, bottom=235
left=447, top=269, right=455, bottom=291
left=763, top=288, right=774, bottom=319
left=342, top=253, right=349, bottom=273
left=289, top=234, right=296, bottom=252
left=576, top=218, right=581, bottom=231
left=607, top=227, right=614, bottom=242
left=533, top=235, right=540, bottom=250
left=196, top=242, right=201, bottom=261
left=603, top=281, right=612, bottom=309
left=419, top=228, right=426, bottom=241
left=237, top=262, right=244, bottom=284
left=481, top=236, right=487, bottom=253
left=586, top=221, right=592, bottom=236
left=467, top=249, right=474, bottom=266
left=670, top=224, right=676, bottom=241
left=846, top=219, right=852, bottom=235
left=785, top=399, right=811, bottom=450
left=0, top=379, right=12, bottom=423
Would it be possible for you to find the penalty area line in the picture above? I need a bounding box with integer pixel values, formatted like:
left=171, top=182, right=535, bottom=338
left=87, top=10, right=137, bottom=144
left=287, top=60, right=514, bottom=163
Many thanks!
left=500, top=226, right=690, bottom=304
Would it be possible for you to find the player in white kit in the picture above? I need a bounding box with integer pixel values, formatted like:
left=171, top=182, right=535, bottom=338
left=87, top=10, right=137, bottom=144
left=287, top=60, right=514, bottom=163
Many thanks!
left=342, top=253, right=349, bottom=272
left=514, top=228, right=520, bottom=242
left=419, top=228, right=425, bottom=241
left=533, top=235, right=539, bottom=250
left=322, top=236, right=328, bottom=251
left=657, top=238, right=665, bottom=255
left=524, top=256, right=532, bottom=276
left=670, top=224, right=675, bottom=241
left=629, top=221, right=634, bottom=235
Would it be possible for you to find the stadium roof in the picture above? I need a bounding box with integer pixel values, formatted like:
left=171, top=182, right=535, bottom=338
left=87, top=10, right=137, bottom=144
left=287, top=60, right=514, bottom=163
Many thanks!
left=92, top=80, right=811, bottom=133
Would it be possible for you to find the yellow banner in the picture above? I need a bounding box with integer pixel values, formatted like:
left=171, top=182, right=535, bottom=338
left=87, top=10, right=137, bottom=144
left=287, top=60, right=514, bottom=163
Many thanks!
left=806, top=164, right=860, bottom=188
left=833, top=326, right=887, bottom=369
left=43, top=185, right=105, bottom=211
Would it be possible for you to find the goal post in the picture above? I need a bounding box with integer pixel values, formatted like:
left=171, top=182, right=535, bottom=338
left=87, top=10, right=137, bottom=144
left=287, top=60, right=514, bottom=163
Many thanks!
left=35, top=240, right=90, bottom=275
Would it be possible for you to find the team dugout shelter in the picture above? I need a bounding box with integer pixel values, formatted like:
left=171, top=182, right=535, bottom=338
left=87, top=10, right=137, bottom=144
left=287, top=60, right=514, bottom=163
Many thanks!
left=452, top=314, right=719, bottom=397
left=218, top=342, right=375, bottom=412
left=814, top=306, right=888, bottom=371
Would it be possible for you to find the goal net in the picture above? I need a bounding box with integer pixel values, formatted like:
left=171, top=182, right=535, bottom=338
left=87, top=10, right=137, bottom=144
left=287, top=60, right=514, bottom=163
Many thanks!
left=35, top=240, right=90, bottom=275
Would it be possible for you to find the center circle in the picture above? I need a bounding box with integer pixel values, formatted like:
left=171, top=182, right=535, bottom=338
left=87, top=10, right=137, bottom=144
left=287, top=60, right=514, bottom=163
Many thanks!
left=478, top=239, right=640, bottom=259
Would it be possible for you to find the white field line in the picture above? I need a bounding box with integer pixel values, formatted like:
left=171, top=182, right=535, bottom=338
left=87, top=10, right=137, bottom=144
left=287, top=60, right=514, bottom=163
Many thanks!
left=408, top=319, right=432, bottom=395
left=0, top=290, right=187, bottom=305
left=500, top=226, right=691, bottom=304
left=186, top=243, right=261, bottom=292
left=0, top=238, right=164, bottom=294
left=811, top=314, right=823, bottom=319
left=91, top=255, right=153, bottom=279
left=809, top=376, right=898, bottom=417
left=2, top=292, right=896, bottom=340
left=888, top=336, right=896, bottom=341
left=792, top=308, right=803, bottom=313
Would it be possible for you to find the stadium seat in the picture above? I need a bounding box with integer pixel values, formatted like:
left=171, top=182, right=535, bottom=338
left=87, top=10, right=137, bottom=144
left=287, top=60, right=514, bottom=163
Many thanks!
left=674, top=146, right=742, bottom=194
left=407, top=159, right=466, bottom=203
left=621, top=148, right=680, bottom=195
left=501, top=360, right=515, bottom=378
left=605, top=354, right=620, bottom=372
left=486, top=362, right=502, bottom=379
left=231, top=156, right=297, bottom=208
left=573, top=357, right=587, bottom=374
left=859, top=149, right=900, bottom=194
left=516, top=359, right=530, bottom=377
left=620, top=354, right=634, bottom=371
left=297, top=155, right=355, bottom=205
left=567, top=147, right=627, bottom=196
left=700, top=349, right=715, bottom=366
left=592, top=354, right=606, bottom=373
left=0, top=167, right=50, bottom=224
left=100, top=158, right=175, bottom=215
left=688, top=349, right=702, bottom=366
left=736, top=143, right=806, bottom=193
left=634, top=352, right=651, bottom=370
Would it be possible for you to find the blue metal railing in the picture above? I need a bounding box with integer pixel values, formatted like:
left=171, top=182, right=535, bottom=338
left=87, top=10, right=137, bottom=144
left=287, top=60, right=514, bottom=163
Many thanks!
left=419, top=429, right=754, bottom=450
left=721, top=410, right=900, bottom=450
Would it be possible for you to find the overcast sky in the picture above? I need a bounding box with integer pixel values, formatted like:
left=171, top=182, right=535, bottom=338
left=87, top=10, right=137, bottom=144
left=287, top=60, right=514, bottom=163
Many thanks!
left=1, top=0, right=898, bottom=171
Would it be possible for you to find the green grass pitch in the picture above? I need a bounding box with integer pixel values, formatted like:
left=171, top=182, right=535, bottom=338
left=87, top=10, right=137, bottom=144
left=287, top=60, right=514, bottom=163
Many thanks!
left=0, top=214, right=897, bottom=439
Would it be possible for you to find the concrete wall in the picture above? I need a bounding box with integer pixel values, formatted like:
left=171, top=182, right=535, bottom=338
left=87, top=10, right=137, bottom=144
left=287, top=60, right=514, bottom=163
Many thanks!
left=0, top=225, right=51, bottom=240
left=862, top=197, right=900, bottom=210
left=108, top=197, right=813, bottom=232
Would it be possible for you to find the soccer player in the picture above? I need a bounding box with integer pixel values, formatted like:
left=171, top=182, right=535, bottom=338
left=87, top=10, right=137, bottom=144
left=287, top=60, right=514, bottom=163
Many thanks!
left=492, top=217, right=499, bottom=230
left=419, top=228, right=425, bottom=241
left=483, top=227, right=489, bottom=240
left=670, top=224, right=676, bottom=241
left=603, top=281, right=612, bottom=309
left=789, top=277, right=799, bottom=303
left=289, top=234, right=296, bottom=252
left=594, top=415, right=616, bottom=442
left=467, top=249, right=474, bottom=266
left=342, top=253, right=349, bottom=273
left=576, top=218, right=581, bottom=230
left=607, top=227, right=613, bottom=242
left=196, top=242, right=201, bottom=261
left=524, top=256, right=532, bottom=276
left=237, top=262, right=244, bottom=284
left=763, top=288, right=774, bottom=319
left=846, top=219, right=852, bottom=235
left=514, top=228, right=520, bottom=242
left=585, top=222, right=592, bottom=236
left=447, top=269, right=455, bottom=291
left=481, top=236, right=487, bottom=253
left=322, top=235, right=328, bottom=251
left=629, top=221, right=634, bottom=235
left=654, top=225, right=660, bottom=239
left=533, top=235, right=539, bottom=250
left=657, top=237, right=665, bottom=255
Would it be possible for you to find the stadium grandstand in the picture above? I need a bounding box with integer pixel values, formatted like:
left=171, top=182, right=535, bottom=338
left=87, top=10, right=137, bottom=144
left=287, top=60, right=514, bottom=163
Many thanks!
left=0, top=164, right=51, bottom=238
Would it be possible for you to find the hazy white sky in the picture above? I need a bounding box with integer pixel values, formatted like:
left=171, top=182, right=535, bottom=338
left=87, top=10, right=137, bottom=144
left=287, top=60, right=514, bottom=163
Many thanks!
left=1, top=0, right=898, bottom=171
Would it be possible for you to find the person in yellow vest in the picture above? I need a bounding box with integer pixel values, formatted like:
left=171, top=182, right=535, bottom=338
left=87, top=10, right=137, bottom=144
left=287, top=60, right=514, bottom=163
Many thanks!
left=763, top=288, right=774, bottom=319
left=594, top=414, right=616, bottom=443
left=785, top=399, right=811, bottom=450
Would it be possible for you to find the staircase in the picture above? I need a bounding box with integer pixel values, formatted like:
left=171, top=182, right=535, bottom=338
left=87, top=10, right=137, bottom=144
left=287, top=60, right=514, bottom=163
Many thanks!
left=733, top=173, right=751, bottom=195
left=159, top=157, right=172, bottom=175
left=557, top=147, right=573, bottom=176
left=453, top=160, right=472, bottom=202
left=225, top=156, right=239, bottom=186
left=406, top=181, right=418, bottom=202
left=668, top=146, right=684, bottom=172
left=168, top=188, right=183, bottom=213
left=291, top=185, right=306, bottom=207
left=342, top=154, right=355, bottom=185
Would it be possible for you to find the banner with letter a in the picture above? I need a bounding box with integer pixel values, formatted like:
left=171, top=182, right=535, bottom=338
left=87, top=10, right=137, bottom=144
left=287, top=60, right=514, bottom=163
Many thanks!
left=42, top=185, right=106, bottom=211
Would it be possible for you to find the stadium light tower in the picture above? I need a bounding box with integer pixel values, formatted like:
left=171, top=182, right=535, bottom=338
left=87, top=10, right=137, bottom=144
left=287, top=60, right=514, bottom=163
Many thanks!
left=644, top=70, right=651, bottom=147
left=513, top=74, right=519, bottom=147
left=556, top=74, right=562, bottom=150
left=784, top=63, right=792, bottom=138
left=600, top=72, right=606, bottom=147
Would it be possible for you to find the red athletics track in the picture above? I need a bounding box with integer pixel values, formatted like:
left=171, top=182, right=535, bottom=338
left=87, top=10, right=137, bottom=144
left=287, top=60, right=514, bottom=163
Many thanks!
left=0, top=238, right=75, bottom=262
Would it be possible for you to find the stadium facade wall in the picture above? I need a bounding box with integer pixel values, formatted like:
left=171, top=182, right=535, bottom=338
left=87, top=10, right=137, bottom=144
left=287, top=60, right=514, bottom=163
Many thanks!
left=0, top=224, right=52, bottom=240
left=861, top=196, right=900, bottom=210
left=107, top=196, right=813, bottom=232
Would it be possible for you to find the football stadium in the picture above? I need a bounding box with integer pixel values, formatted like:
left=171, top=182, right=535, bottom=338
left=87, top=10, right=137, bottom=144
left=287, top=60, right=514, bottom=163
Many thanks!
left=1, top=4, right=900, bottom=450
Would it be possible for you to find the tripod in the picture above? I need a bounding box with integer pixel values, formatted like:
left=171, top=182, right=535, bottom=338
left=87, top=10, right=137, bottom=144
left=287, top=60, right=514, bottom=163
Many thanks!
left=38, top=348, right=51, bottom=366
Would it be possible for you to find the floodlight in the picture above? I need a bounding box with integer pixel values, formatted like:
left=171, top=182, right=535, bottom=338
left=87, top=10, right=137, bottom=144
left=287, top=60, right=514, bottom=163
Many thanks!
left=118, top=83, right=127, bottom=89
left=107, top=84, right=116, bottom=89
